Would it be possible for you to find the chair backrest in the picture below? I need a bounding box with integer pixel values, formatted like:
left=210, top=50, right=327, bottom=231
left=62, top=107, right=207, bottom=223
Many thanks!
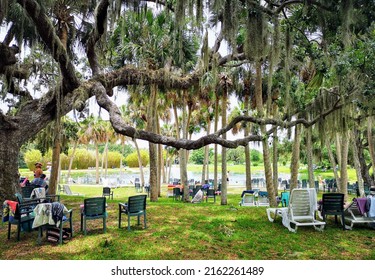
left=242, top=193, right=256, bottom=205
left=14, top=199, right=41, bottom=219
left=84, top=197, right=106, bottom=216
left=103, top=187, right=112, bottom=195
left=281, top=191, right=290, bottom=207
left=21, top=186, right=34, bottom=198
left=257, top=191, right=269, bottom=206
left=206, top=189, right=215, bottom=197
left=173, top=187, right=181, bottom=196
left=15, top=193, right=23, bottom=203
left=322, top=193, right=344, bottom=214
left=288, top=188, right=317, bottom=219
left=127, top=195, right=147, bottom=213
left=63, top=185, right=73, bottom=195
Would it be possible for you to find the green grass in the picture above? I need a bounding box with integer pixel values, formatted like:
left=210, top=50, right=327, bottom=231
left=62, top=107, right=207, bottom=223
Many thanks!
left=2, top=185, right=375, bottom=260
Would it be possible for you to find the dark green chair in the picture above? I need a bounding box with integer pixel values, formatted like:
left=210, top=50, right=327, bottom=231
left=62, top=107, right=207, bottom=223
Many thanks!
left=102, top=187, right=114, bottom=200
left=21, top=186, right=34, bottom=200
left=7, top=199, right=40, bottom=241
left=81, top=197, right=107, bottom=235
left=205, top=188, right=216, bottom=203
left=173, top=187, right=182, bottom=201
left=118, top=195, right=147, bottom=231
left=321, top=193, right=346, bottom=230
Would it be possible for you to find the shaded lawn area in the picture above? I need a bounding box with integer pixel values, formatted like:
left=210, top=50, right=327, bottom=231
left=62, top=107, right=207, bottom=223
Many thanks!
left=1, top=185, right=375, bottom=260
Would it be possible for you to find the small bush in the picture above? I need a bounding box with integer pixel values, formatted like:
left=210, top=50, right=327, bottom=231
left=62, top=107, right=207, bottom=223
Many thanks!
left=125, top=150, right=149, bottom=167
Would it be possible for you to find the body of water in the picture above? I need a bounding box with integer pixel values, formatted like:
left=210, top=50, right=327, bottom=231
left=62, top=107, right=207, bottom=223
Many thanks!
left=63, top=166, right=300, bottom=189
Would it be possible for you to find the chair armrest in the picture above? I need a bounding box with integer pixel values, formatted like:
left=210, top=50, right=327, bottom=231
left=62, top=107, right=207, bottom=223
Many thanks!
left=66, top=209, right=73, bottom=219
left=119, top=203, right=128, bottom=213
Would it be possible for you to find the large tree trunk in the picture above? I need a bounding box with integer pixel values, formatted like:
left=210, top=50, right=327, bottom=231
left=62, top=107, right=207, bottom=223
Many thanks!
left=148, top=84, right=158, bottom=202
left=67, top=140, right=77, bottom=180
left=134, top=139, right=145, bottom=187
left=306, top=124, right=315, bottom=190
left=0, top=133, right=22, bottom=202
left=351, top=129, right=365, bottom=196
left=272, top=132, right=279, bottom=195
left=290, top=124, right=301, bottom=191
left=221, top=89, right=228, bottom=205
left=157, top=115, right=162, bottom=196
left=95, top=143, right=100, bottom=184
left=214, top=93, right=219, bottom=191
left=255, top=60, right=276, bottom=206
left=339, top=130, right=349, bottom=201
left=244, top=94, right=252, bottom=191
left=180, top=90, right=189, bottom=202
left=201, top=121, right=211, bottom=184
left=49, top=136, right=61, bottom=195
left=367, top=116, right=375, bottom=177
left=353, top=127, right=373, bottom=189
left=326, top=139, right=341, bottom=187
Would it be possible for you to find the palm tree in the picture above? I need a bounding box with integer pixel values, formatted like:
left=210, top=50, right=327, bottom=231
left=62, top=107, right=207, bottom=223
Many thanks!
left=120, top=102, right=148, bottom=188
left=80, top=115, right=108, bottom=184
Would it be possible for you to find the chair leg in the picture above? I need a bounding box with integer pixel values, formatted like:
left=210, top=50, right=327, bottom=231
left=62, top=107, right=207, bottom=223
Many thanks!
left=83, top=217, right=87, bottom=235
left=17, top=222, right=21, bottom=241
left=37, top=226, right=43, bottom=245
left=7, top=222, right=11, bottom=239
left=59, top=223, right=63, bottom=245
left=103, top=217, right=106, bottom=233
left=128, top=215, right=131, bottom=231
left=144, top=212, right=147, bottom=229
left=341, top=213, right=346, bottom=230
left=70, top=216, right=73, bottom=238
left=137, top=215, right=140, bottom=226
left=118, top=210, right=122, bottom=228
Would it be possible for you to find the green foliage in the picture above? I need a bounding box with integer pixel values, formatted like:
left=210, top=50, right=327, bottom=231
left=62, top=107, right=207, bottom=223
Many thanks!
left=189, top=148, right=203, bottom=164
left=251, top=149, right=263, bottom=163
left=125, top=150, right=149, bottom=167
left=227, top=147, right=245, bottom=164
left=106, top=151, right=123, bottom=168
left=60, top=148, right=96, bottom=170
left=189, top=147, right=214, bottom=164
left=24, top=149, right=50, bottom=171
left=98, top=143, right=134, bottom=158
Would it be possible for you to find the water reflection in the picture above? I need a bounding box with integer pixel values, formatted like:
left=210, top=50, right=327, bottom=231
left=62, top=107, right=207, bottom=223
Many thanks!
left=63, top=166, right=293, bottom=188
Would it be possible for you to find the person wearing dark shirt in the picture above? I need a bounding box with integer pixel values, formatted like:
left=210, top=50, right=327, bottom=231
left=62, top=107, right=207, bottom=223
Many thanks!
left=31, top=173, right=49, bottom=193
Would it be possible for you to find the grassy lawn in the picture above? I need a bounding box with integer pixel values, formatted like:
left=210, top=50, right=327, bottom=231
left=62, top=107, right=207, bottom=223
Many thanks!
left=1, top=184, right=375, bottom=260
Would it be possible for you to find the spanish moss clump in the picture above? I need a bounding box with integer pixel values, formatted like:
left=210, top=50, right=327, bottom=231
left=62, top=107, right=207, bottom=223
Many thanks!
left=340, top=0, right=354, bottom=49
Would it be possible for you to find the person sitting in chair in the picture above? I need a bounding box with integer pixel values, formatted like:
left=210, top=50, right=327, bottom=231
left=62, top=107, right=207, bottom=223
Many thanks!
left=34, top=162, right=43, bottom=178
left=31, top=173, right=49, bottom=193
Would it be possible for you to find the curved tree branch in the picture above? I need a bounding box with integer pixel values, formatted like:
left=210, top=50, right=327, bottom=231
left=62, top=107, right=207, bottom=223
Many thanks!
left=87, top=0, right=109, bottom=76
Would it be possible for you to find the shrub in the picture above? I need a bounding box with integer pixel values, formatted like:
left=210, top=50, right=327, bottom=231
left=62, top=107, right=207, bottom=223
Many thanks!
left=24, top=149, right=51, bottom=171
left=125, top=150, right=149, bottom=167
left=60, top=148, right=96, bottom=170
left=106, top=151, right=123, bottom=168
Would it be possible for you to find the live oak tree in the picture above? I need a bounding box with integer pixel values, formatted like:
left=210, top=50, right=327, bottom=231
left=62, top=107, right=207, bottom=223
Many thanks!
left=1, top=0, right=374, bottom=206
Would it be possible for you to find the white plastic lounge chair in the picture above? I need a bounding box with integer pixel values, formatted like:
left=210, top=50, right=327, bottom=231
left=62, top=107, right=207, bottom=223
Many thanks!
left=239, top=192, right=257, bottom=206
left=257, top=191, right=270, bottom=207
left=63, top=185, right=83, bottom=196
left=344, top=197, right=375, bottom=229
left=266, top=188, right=325, bottom=233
